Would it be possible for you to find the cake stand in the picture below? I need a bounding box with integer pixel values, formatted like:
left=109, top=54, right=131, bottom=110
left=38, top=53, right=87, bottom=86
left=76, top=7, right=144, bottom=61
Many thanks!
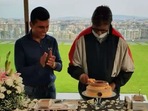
left=82, top=91, right=116, bottom=98
left=82, top=91, right=117, bottom=110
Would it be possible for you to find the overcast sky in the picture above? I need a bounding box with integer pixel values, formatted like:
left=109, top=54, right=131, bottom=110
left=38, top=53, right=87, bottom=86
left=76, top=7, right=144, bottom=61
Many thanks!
left=0, top=0, right=148, bottom=19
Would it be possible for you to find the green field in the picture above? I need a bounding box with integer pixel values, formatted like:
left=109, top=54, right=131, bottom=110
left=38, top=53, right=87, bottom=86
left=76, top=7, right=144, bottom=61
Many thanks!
left=0, top=42, right=148, bottom=97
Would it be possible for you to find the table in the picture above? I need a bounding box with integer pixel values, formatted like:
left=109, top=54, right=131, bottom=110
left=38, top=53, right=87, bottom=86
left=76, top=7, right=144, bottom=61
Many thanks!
left=34, top=98, right=127, bottom=111
left=33, top=93, right=148, bottom=111
left=56, top=93, right=146, bottom=100
left=78, top=99, right=126, bottom=111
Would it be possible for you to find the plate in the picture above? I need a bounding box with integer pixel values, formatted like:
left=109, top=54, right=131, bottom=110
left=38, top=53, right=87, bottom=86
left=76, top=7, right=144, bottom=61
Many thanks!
left=34, top=99, right=78, bottom=110
left=82, top=91, right=116, bottom=98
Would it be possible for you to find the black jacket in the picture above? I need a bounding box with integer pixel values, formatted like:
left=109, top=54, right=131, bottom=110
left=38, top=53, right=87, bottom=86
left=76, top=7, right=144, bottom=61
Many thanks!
left=68, top=27, right=134, bottom=99
left=14, top=31, right=62, bottom=87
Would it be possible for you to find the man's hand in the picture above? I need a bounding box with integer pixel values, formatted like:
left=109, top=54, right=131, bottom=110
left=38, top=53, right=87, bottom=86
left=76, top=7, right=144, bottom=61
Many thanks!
left=46, top=49, right=56, bottom=69
left=40, top=52, right=48, bottom=67
left=79, top=74, right=89, bottom=84
left=109, top=82, right=116, bottom=91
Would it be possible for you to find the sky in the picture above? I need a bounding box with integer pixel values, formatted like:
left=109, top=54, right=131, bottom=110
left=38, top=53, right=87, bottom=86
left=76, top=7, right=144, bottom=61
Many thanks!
left=0, top=0, right=148, bottom=19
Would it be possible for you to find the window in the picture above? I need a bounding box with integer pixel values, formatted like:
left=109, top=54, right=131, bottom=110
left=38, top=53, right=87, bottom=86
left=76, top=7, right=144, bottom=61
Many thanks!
left=0, top=0, right=148, bottom=97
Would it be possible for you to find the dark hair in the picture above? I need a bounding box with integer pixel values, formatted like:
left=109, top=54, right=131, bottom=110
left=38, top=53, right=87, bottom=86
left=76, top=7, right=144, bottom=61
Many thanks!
left=91, top=5, right=112, bottom=26
left=30, top=6, right=50, bottom=24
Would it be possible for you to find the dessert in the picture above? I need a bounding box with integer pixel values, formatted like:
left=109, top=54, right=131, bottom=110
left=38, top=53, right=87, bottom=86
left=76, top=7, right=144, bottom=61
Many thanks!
left=132, top=95, right=145, bottom=101
left=85, top=79, right=112, bottom=98
left=37, top=99, right=52, bottom=109
left=87, top=78, right=96, bottom=83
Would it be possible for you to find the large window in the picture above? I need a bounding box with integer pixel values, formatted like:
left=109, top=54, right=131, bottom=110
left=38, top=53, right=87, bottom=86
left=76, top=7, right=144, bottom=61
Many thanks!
left=0, top=0, right=24, bottom=40
left=0, top=0, right=148, bottom=96
left=0, top=0, right=148, bottom=41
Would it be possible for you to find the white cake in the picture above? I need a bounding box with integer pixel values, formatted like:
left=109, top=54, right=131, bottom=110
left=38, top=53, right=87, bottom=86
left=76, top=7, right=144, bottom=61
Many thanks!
left=85, top=79, right=112, bottom=98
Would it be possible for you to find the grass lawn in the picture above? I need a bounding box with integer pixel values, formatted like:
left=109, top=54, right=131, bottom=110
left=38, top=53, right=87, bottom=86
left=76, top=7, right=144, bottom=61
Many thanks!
left=0, top=42, right=148, bottom=97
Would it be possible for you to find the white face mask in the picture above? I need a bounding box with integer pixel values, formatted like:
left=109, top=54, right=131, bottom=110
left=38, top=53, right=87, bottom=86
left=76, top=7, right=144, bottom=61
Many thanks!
left=92, top=30, right=108, bottom=39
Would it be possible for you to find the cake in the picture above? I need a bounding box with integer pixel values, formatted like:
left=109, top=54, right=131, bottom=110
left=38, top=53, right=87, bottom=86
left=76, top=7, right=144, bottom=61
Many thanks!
left=37, top=99, right=53, bottom=109
left=132, top=95, right=145, bottom=101
left=85, top=79, right=112, bottom=98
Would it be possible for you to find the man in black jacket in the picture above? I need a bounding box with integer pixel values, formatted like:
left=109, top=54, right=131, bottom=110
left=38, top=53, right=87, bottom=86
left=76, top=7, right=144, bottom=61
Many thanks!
left=14, top=7, right=62, bottom=99
left=68, top=5, right=134, bottom=100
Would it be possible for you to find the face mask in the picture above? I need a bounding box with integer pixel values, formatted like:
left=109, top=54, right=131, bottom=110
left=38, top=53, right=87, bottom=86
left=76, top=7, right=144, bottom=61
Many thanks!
left=99, top=32, right=108, bottom=38
left=92, top=30, right=108, bottom=39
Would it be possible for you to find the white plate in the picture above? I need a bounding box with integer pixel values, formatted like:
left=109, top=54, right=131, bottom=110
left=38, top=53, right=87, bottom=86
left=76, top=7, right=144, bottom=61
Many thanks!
left=34, top=99, right=78, bottom=110
left=82, top=91, right=116, bottom=98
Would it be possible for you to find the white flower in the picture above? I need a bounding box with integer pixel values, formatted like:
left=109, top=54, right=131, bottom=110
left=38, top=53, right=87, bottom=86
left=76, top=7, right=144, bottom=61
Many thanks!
left=13, top=75, right=23, bottom=84
left=18, top=83, right=24, bottom=91
left=15, top=86, right=22, bottom=94
left=6, top=90, right=12, bottom=94
left=0, top=86, right=6, bottom=92
left=0, top=71, right=27, bottom=110
left=15, top=77, right=23, bottom=84
left=0, top=52, right=31, bottom=110
left=0, top=92, right=5, bottom=99
left=5, top=78, right=14, bottom=86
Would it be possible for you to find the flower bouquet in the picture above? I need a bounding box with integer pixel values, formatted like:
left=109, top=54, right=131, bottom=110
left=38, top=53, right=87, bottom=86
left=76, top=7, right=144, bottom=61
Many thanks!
left=0, top=51, right=38, bottom=111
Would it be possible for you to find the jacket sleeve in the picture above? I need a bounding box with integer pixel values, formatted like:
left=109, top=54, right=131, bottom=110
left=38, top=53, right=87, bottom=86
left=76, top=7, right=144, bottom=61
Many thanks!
left=68, top=64, right=84, bottom=80
left=53, top=39, right=62, bottom=72
left=113, top=71, right=133, bottom=88
left=112, top=39, right=134, bottom=88
left=67, top=34, right=86, bottom=80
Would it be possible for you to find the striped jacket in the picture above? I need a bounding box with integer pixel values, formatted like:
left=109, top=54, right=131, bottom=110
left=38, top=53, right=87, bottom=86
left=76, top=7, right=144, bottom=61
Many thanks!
left=68, top=26, right=134, bottom=98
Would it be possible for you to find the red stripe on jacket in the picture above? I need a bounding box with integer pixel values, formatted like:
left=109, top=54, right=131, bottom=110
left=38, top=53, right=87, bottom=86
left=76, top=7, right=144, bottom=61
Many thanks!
left=112, top=28, right=133, bottom=62
left=69, top=27, right=133, bottom=64
left=68, top=27, right=92, bottom=64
